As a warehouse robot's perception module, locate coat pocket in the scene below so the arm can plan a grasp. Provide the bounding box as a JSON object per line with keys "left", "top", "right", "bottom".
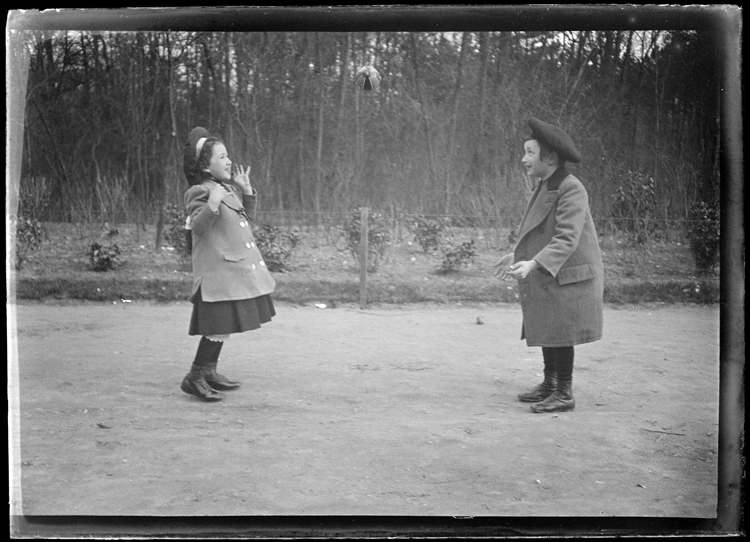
{"left": 223, "top": 253, "right": 246, "bottom": 262}
{"left": 557, "top": 263, "right": 595, "bottom": 285}
{"left": 531, "top": 268, "right": 556, "bottom": 285}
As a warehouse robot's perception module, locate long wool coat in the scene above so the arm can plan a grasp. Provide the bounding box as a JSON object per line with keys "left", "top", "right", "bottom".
{"left": 513, "top": 167, "right": 604, "bottom": 347}
{"left": 185, "top": 181, "right": 276, "bottom": 303}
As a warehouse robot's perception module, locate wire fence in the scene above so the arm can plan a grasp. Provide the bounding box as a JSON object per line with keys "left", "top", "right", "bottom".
{"left": 12, "top": 176, "right": 711, "bottom": 249}
{"left": 11, "top": 206, "right": 721, "bottom": 300}
{"left": 17, "top": 208, "right": 708, "bottom": 228}
{"left": 11, "top": 207, "right": 709, "bottom": 253}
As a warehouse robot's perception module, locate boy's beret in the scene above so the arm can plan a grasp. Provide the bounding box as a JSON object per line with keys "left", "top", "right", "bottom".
{"left": 528, "top": 118, "right": 581, "bottom": 164}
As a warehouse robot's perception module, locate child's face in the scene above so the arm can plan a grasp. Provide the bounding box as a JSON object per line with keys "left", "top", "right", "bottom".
{"left": 206, "top": 143, "right": 232, "bottom": 182}
{"left": 521, "top": 139, "right": 554, "bottom": 180}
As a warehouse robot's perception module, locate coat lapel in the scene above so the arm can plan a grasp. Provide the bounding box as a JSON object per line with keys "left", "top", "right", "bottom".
{"left": 515, "top": 168, "right": 569, "bottom": 244}
{"left": 219, "top": 183, "right": 244, "bottom": 212}
{"left": 201, "top": 179, "right": 247, "bottom": 217}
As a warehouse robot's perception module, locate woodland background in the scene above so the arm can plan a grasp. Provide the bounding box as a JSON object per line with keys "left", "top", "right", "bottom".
{"left": 11, "top": 28, "right": 721, "bottom": 234}
{"left": 7, "top": 12, "right": 744, "bottom": 538}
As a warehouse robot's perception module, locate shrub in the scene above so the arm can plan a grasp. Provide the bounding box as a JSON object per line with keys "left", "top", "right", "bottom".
{"left": 686, "top": 199, "right": 720, "bottom": 275}
{"left": 88, "top": 242, "right": 121, "bottom": 271}
{"left": 254, "top": 224, "right": 301, "bottom": 273}
{"left": 611, "top": 170, "right": 659, "bottom": 245}
{"left": 163, "top": 204, "right": 192, "bottom": 268}
{"left": 88, "top": 225, "right": 121, "bottom": 271}
{"left": 342, "top": 209, "right": 391, "bottom": 273}
{"left": 437, "top": 238, "right": 477, "bottom": 274}
{"left": 405, "top": 214, "right": 448, "bottom": 253}
{"left": 14, "top": 216, "right": 47, "bottom": 270}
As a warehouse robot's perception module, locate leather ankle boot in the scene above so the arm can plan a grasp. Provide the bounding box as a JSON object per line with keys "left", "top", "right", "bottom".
{"left": 530, "top": 379, "right": 575, "bottom": 413}
{"left": 181, "top": 364, "right": 224, "bottom": 401}
{"left": 517, "top": 372, "right": 558, "bottom": 402}
{"left": 204, "top": 360, "right": 242, "bottom": 391}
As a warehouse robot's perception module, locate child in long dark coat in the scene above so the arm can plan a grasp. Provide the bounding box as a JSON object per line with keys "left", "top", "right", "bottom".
{"left": 494, "top": 118, "right": 604, "bottom": 413}
{"left": 180, "top": 127, "right": 276, "bottom": 402}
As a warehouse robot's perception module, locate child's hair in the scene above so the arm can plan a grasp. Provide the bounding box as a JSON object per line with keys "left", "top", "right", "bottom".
{"left": 525, "top": 136, "right": 564, "bottom": 166}
{"left": 189, "top": 137, "right": 224, "bottom": 185}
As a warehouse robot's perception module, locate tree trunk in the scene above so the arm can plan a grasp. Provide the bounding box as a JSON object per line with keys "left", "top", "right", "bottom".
{"left": 335, "top": 33, "right": 351, "bottom": 152}
{"left": 409, "top": 33, "right": 435, "bottom": 208}
{"left": 446, "top": 31, "right": 469, "bottom": 214}
{"left": 297, "top": 33, "right": 310, "bottom": 209}
{"left": 315, "top": 34, "right": 325, "bottom": 221}
{"left": 224, "top": 32, "right": 234, "bottom": 153}
{"left": 473, "top": 32, "right": 490, "bottom": 200}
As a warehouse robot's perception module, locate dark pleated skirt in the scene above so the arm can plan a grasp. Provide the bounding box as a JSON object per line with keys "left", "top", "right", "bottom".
{"left": 189, "top": 287, "right": 275, "bottom": 336}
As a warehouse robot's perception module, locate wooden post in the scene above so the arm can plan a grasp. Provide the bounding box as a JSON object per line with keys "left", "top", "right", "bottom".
{"left": 359, "top": 207, "right": 369, "bottom": 309}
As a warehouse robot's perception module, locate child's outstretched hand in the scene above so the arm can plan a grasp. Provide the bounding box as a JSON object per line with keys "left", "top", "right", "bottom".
{"left": 233, "top": 165, "right": 253, "bottom": 195}
{"left": 492, "top": 253, "right": 515, "bottom": 280}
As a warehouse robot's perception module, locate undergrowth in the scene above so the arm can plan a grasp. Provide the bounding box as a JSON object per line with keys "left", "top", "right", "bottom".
{"left": 13, "top": 222, "right": 719, "bottom": 305}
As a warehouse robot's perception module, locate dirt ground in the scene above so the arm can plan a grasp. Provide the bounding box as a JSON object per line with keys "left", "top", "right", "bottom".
{"left": 9, "top": 301, "right": 719, "bottom": 522}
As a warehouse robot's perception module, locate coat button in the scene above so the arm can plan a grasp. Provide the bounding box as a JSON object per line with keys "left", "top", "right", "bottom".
{"left": 252, "top": 264, "right": 256, "bottom": 269}
{"left": 240, "top": 221, "right": 247, "bottom": 227}
{"left": 260, "top": 261, "right": 265, "bottom": 266}
{"left": 251, "top": 242, "right": 255, "bottom": 248}
{"left": 246, "top": 243, "right": 251, "bottom": 248}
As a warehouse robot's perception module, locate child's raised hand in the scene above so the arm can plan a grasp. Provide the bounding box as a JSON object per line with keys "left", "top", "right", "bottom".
{"left": 233, "top": 165, "right": 253, "bottom": 194}
{"left": 207, "top": 182, "right": 231, "bottom": 208}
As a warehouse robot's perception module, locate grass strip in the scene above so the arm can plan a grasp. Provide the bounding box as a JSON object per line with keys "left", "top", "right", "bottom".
{"left": 15, "top": 275, "right": 719, "bottom": 305}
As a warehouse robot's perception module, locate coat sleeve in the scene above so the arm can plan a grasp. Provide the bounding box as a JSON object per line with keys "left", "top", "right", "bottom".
{"left": 184, "top": 185, "right": 220, "bottom": 237}
{"left": 533, "top": 178, "right": 588, "bottom": 277}
{"left": 241, "top": 187, "right": 259, "bottom": 221}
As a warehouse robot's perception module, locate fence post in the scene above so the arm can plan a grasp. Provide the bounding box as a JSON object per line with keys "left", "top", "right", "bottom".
{"left": 359, "top": 206, "right": 369, "bottom": 309}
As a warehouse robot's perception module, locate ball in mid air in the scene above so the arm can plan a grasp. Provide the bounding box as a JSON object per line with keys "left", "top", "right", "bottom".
{"left": 355, "top": 65, "right": 381, "bottom": 91}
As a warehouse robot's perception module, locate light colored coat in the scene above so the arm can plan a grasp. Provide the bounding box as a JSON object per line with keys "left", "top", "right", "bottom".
{"left": 185, "top": 181, "right": 276, "bottom": 302}
{"left": 513, "top": 167, "right": 604, "bottom": 347}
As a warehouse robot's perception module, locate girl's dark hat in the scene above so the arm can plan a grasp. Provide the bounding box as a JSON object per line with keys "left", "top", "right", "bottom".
{"left": 528, "top": 118, "right": 581, "bottom": 163}
{"left": 183, "top": 127, "right": 212, "bottom": 183}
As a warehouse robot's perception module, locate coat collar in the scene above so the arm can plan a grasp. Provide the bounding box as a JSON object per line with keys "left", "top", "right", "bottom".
{"left": 541, "top": 166, "right": 569, "bottom": 192}
{"left": 515, "top": 167, "right": 570, "bottom": 243}
{"left": 202, "top": 179, "right": 245, "bottom": 213}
